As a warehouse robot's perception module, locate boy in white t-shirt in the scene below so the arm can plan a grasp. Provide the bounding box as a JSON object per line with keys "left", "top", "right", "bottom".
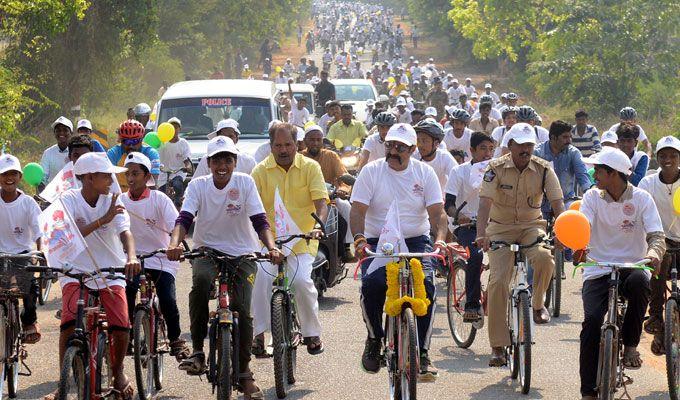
{"left": 0, "top": 154, "right": 42, "bottom": 344}
{"left": 166, "top": 136, "right": 282, "bottom": 398}
{"left": 194, "top": 118, "right": 258, "bottom": 177}
{"left": 48, "top": 152, "right": 140, "bottom": 400}
{"left": 121, "top": 152, "right": 190, "bottom": 360}
{"left": 442, "top": 108, "right": 474, "bottom": 162}
{"left": 413, "top": 118, "right": 457, "bottom": 194}
{"left": 638, "top": 136, "right": 680, "bottom": 353}
{"left": 575, "top": 148, "right": 665, "bottom": 398}
{"left": 157, "top": 117, "right": 192, "bottom": 207}
{"left": 287, "top": 80, "right": 311, "bottom": 127}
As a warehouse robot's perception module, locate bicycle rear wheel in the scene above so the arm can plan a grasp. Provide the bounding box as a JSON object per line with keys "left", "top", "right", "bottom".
{"left": 666, "top": 298, "right": 680, "bottom": 400}
{"left": 598, "top": 328, "right": 616, "bottom": 400}
{"left": 517, "top": 291, "right": 532, "bottom": 394}
{"left": 447, "top": 265, "right": 477, "bottom": 348}
{"left": 216, "top": 324, "right": 232, "bottom": 400}
{"left": 58, "top": 346, "right": 88, "bottom": 400}
{"left": 134, "top": 310, "right": 155, "bottom": 400}
{"left": 153, "top": 312, "right": 166, "bottom": 390}
{"left": 399, "top": 307, "right": 418, "bottom": 400}
{"left": 271, "top": 292, "right": 290, "bottom": 399}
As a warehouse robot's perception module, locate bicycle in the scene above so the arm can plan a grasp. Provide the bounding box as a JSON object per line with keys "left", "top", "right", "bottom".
{"left": 181, "top": 247, "right": 255, "bottom": 400}
{"left": 490, "top": 236, "right": 550, "bottom": 395}
{"left": 0, "top": 251, "right": 46, "bottom": 399}
{"left": 45, "top": 265, "right": 127, "bottom": 400}
{"left": 36, "top": 270, "right": 55, "bottom": 306}
{"left": 159, "top": 166, "right": 187, "bottom": 208}
{"left": 663, "top": 247, "right": 680, "bottom": 400}
{"left": 360, "top": 244, "right": 443, "bottom": 400}
{"left": 574, "top": 258, "right": 652, "bottom": 400}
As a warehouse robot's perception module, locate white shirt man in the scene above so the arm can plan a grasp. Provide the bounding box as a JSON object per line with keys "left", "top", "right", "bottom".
{"left": 288, "top": 97, "right": 311, "bottom": 127}
{"left": 157, "top": 137, "right": 191, "bottom": 187}
{"left": 413, "top": 148, "right": 458, "bottom": 195}
{"left": 443, "top": 127, "right": 474, "bottom": 162}
{"left": 447, "top": 83, "right": 465, "bottom": 104}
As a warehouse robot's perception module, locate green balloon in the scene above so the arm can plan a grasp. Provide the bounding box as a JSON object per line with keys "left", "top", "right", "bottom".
{"left": 587, "top": 167, "right": 595, "bottom": 184}
{"left": 23, "top": 162, "right": 44, "bottom": 186}
{"left": 143, "top": 132, "right": 161, "bottom": 149}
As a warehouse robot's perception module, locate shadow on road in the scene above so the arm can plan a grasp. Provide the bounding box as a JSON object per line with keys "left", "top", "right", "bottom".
{"left": 318, "top": 295, "right": 352, "bottom": 311}
{"left": 263, "top": 387, "right": 315, "bottom": 399}
{"left": 19, "top": 380, "right": 58, "bottom": 399}
{"left": 635, "top": 391, "right": 668, "bottom": 399}
{"left": 467, "top": 376, "right": 544, "bottom": 399}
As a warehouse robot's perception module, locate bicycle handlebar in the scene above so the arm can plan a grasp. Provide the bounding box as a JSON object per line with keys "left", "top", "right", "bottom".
{"left": 490, "top": 236, "right": 548, "bottom": 251}
{"left": 572, "top": 258, "right": 653, "bottom": 278}
{"left": 363, "top": 248, "right": 442, "bottom": 259}
{"left": 0, "top": 251, "right": 46, "bottom": 263}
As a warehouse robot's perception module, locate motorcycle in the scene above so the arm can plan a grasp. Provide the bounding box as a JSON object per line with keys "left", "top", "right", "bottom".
{"left": 337, "top": 145, "right": 361, "bottom": 175}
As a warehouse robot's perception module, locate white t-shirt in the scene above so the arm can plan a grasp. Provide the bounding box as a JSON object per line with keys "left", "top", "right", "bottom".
{"left": 362, "top": 132, "right": 386, "bottom": 163}
{"left": 181, "top": 173, "right": 264, "bottom": 255}
{"left": 351, "top": 159, "right": 443, "bottom": 238}
{"left": 40, "top": 144, "right": 70, "bottom": 184}
{"left": 443, "top": 128, "right": 473, "bottom": 162}
{"left": 413, "top": 148, "right": 458, "bottom": 194}
{"left": 445, "top": 161, "right": 488, "bottom": 220}
{"left": 0, "top": 192, "right": 41, "bottom": 253}
{"left": 59, "top": 189, "right": 130, "bottom": 289}
{"left": 472, "top": 108, "right": 502, "bottom": 121}
{"left": 639, "top": 172, "right": 680, "bottom": 242}
{"left": 121, "top": 190, "right": 180, "bottom": 276}
{"left": 499, "top": 125, "right": 549, "bottom": 150}
{"left": 157, "top": 138, "right": 191, "bottom": 186}
{"left": 391, "top": 109, "right": 412, "bottom": 124}
{"left": 491, "top": 126, "right": 508, "bottom": 157}
{"left": 288, "top": 98, "right": 311, "bottom": 127}
{"left": 193, "top": 151, "right": 257, "bottom": 178}
{"left": 580, "top": 186, "right": 663, "bottom": 281}
{"left": 447, "top": 86, "right": 465, "bottom": 103}
{"left": 253, "top": 142, "right": 272, "bottom": 163}
{"left": 608, "top": 123, "right": 648, "bottom": 143}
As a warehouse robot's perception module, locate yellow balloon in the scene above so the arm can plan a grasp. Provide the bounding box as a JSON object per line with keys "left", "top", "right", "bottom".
{"left": 150, "top": 112, "right": 157, "bottom": 122}
{"left": 275, "top": 66, "right": 282, "bottom": 73}
{"left": 387, "top": 76, "right": 395, "bottom": 84}
{"left": 157, "top": 122, "right": 175, "bottom": 143}
{"left": 673, "top": 187, "right": 680, "bottom": 215}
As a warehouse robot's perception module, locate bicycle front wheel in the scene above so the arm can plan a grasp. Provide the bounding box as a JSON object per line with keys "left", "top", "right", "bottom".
{"left": 153, "top": 313, "right": 166, "bottom": 390}
{"left": 216, "top": 324, "right": 232, "bottom": 400}
{"left": 447, "top": 264, "right": 476, "bottom": 348}
{"left": 399, "top": 307, "right": 418, "bottom": 400}
{"left": 58, "top": 346, "right": 88, "bottom": 400}
{"left": 39, "top": 277, "right": 52, "bottom": 305}
{"left": 666, "top": 298, "right": 680, "bottom": 400}
{"left": 134, "top": 310, "right": 155, "bottom": 400}
{"left": 517, "top": 291, "right": 532, "bottom": 394}
{"left": 271, "top": 291, "right": 290, "bottom": 399}
{"left": 598, "top": 328, "right": 616, "bottom": 400}
{"left": 547, "top": 251, "right": 563, "bottom": 317}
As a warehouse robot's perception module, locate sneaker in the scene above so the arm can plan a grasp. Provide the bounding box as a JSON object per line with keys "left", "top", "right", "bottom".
{"left": 418, "top": 350, "right": 438, "bottom": 382}
{"left": 361, "top": 338, "right": 382, "bottom": 373}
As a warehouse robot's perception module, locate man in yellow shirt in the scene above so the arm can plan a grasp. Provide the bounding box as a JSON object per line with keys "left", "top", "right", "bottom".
{"left": 326, "top": 104, "right": 368, "bottom": 149}
{"left": 251, "top": 122, "right": 329, "bottom": 356}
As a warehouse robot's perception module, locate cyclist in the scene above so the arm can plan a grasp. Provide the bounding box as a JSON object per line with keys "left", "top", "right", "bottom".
{"left": 414, "top": 118, "right": 457, "bottom": 194}
{"left": 469, "top": 97, "right": 500, "bottom": 135}
{"left": 576, "top": 148, "right": 665, "bottom": 399}
{"left": 121, "top": 152, "right": 191, "bottom": 361}
{"left": 476, "top": 123, "right": 565, "bottom": 367}
{"left": 327, "top": 104, "right": 368, "bottom": 149}
{"left": 616, "top": 124, "right": 649, "bottom": 186}
{"left": 607, "top": 107, "right": 652, "bottom": 156}
{"left": 506, "top": 92, "right": 519, "bottom": 107}
{"left": 498, "top": 105, "right": 549, "bottom": 155}
{"left": 318, "top": 100, "right": 341, "bottom": 136}
{"left": 39, "top": 116, "right": 73, "bottom": 189}
{"left": 471, "top": 94, "right": 502, "bottom": 122}
{"left": 107, "top": 120, "right": 161, "bottom": 191}
{"left": 392, "top": 97, "right": 412, "bottom": 124}
{"left": 166, "top": 136, "right": 282, "bottom": 399}
{"left": 445, "top": 132, "right": 495, "bottom": 322}
{"left": 194, "top": 119, "right": 257, "bottom": 177}
{"left": 491, "top": 106, "right": 518, "bottom": 157}
{"left": 157, "top": 117, "right": 192, "bottom": 208}
{"left": 571, "top": 109, "right": 601, "bottom": 157}
{"left": 638, "top": 136, "right": 680, "bottom": 354}
{"left": 48, "top": 152, "right": 141, "bottom": 400}
{"left": 133, "top": 103, "right": 153, "bottom": 132}
{"left": 482, "top": 83, "right": 500, "bottom": 105}
{"left": 287, "top": 80, "right": 311, "bottom": 127}
{"left": 315, "top": 70, "right": 336, "bottom": 117}
{"left": 425, "top": 77, "right": 448, "bottom": 119}
{"left": 0, "top": 154, "right": 42, "bottom": 344}
{"left": 351, "top": 123, "right": 448, "bottom": 381}
{"left": 75, "top": 119, "right": 107, "bottom": 152}
{"left": 443, "top": 108, "right": 474, "bottom": 162}
{"left": 358, "top": 111, "right": 396, "bottom": 171}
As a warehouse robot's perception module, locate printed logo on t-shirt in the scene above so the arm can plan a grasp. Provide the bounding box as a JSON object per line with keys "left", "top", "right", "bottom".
{"left": 622, "top": 203, "right": 635, "bottom": 216}
{"left": 144, "top": 218, "right": 157, "bottom": 228}
{"left": 412, "top": 183, "right": 424, "bottom": 197}
{"left": 620, "top": 219, "right": 636, "bottom": 233}
{"left": 226, "top": 203, "right": 242, "bottom": 216}
{"left": 12, "top": 227, "right": 24, "bottom": 237}
{"left": 228, "top": 188, "right": 240, "bottom": 201}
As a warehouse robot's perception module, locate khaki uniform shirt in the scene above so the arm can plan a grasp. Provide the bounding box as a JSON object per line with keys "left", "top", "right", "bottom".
{"left": 479, "top": 154, "right": 563, "bottom": 224}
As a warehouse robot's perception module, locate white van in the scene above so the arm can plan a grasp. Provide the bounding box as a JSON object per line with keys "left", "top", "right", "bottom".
{"left": 156, "top": 79, "right": 280, "bottom": 165}
{"left": 330, "top": 79, "right": 378, "bottom": 122}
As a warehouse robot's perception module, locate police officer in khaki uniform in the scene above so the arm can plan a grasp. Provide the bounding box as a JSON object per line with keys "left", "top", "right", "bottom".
{"left": 426, "top": 77, "right": 448, "bottom": 120}
{"left": 475, "top": 122, "right": 565, "bottom": 367}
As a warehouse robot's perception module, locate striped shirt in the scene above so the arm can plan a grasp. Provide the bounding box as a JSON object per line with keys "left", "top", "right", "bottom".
{"left": 570, "top": 124, "right": 601, "bottom": 157}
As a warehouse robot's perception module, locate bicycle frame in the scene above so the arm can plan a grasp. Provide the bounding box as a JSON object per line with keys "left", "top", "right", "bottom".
{"left": 510, "top": 246, "right": 534, "bottom": 343}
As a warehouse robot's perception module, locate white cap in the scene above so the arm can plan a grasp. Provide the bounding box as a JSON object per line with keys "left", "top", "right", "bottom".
{"left": 501, "top": 93, "right": 508, "bottom": 98}
{"left": 399, "top": 90, "right": 410, "bottom": 96}
{"left": 485, "top": 83, "right": 492, "bottom": 89}
{"left": 470, "top": 92, "right": 478, "bottom": 99}
{"left": 208, "top": 118, "right": 240, "bottom": 139}
{"left": 74, "top": 152, "right": 126, "bottom": 175}
{"left": 601, "top": 131, "right": 618, "bottom": 144}
{"left": 656, "top": 136, "right": 680, "bottom": 154}
{"left": 296, "top": 127, "right": 305, "bottom": 142}
{"left": 123, "top": 152, "right": 152, "bottom": 171}
{"left": 51, "top": 116, "right": 73, "bottom": 132}
{"left": 304, "top": 124, "right": 323, "bottom": 135}
{"left": 505, "top": 123, "right": 537, "bottom": 145}
{"left": 0, "top": 154, "right": 21, "bottom": 175}
{"left": 366, "top": 99, "right": 375, "bottom": 107}
{"left": 385, "top": 123, "right": 417, "bottom": 146}
{"left": 424, "top": 107, "right": 437, "bottom": 117}
{"left": 167, "top": 117, "right": 181, "bottom": 126}
{"left": 582, "top": 148, "right": 632, "bottom": 175}
{"left": 268, "top": 120, "right": 282, "bottom": 130}
{"left": 465, "top": 77, "right": 472, "bottom": 81}
{"left": 207, "top": 136, "right": 239, "bottom": 157}
{"left": 452, "top": 78, "right": 459, "bottom": 84}
{"left": 76, "top": 119, "right": 92, "bottom": 131}
{"left": 395, "top": 97, "right": 407, "bottom": 106}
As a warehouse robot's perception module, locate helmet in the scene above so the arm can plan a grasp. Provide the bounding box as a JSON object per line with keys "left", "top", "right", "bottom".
{"left": 374, "top": 111, "right": 397, "bottom": 126}
{"left": 479, "top": 95, "right": 494, "bottom": 105}
{"left": 449, "top": 108, "right": 471, "bottom": 123}
{"left": 516, "top": 105, "right": 537, "bottom": 122}
{"left": 133, "top": 103, "right": 152, "bottom": 116}
{"left": 118, "top": 119, "right": 145, "bottom": 139}
{"left": 507, "top": 92, "right": 519, "bottom": 100}
{"left": 501, "top": 106, "right": 519, "bottom": 119}
{"left": 619, "top": 106, "right": 637, "bottom": 120}
{"left": 414, "top": 118, "right": 445, "bottom": 141}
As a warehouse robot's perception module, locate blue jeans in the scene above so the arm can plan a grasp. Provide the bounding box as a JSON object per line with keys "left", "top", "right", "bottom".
{"left": 126, "top": 269, "right": 182, "bottom": 341}
{"left": 455, "top": 226, "right": 483, "bottom": 312}
{"left": 159, "top": 176, "right": 185, "bottom": 207}
{"left": 359, "top": 235, "right": 436, "bottom": 350}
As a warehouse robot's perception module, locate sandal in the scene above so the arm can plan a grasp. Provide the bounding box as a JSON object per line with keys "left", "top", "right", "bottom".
{"left": 240, "top": 375, "right": 265, "bottom": 400}
{"left": 463, "top": 310, "right": 482, "bottom": 323}
{"left": 644, "top": 315, "right": 664, "bottom": 334}
{"left": 251, "top": 335, "right": 270, "bottom": 358}
{"left": 622, "top": 348, "right": 643, "bottom": 370}
{"left": 651, "top": 334, "right": 666, "bottom": 356}
{"left": 112, "top": 376, "right": 134, "bottom": 400}
{"left": 178, "top": 351, "right": 206, "bottom": 375}
{"left": 22, "top": 323, "right": 41, "bottom": 344}
{"left": 169, "top": 339, "right": 191, "bottom": 361}
{"left": 304, "top": 336, "right": 324, "bottom": 355}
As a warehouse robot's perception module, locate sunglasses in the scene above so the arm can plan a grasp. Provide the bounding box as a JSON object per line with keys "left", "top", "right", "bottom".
{"left": 384, "top": 141, "right": 410, "bottom": 153}
{"left": 122, "top": 138, "right": 142, "bottom": 146}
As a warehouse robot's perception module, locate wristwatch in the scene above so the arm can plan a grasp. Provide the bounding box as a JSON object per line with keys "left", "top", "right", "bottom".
{"left": 353, "top": 233, "right": 366, "bottom": 241}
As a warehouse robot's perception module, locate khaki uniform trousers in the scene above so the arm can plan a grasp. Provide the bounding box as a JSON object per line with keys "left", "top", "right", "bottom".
{"left": 487, "top": 222, "right": 554, "bottom": 347}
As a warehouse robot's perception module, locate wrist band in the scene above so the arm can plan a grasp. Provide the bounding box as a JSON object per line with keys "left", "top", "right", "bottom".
{"left": 353, "top": 233, "right": 366, "bottom": 241}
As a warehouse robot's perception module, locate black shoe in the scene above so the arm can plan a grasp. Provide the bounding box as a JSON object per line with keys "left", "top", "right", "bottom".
{"left": 419, "top": 350, "right": 438, "bottom": 382}
{"left": 361, "top": 338, "right": 382, "bottom": 373}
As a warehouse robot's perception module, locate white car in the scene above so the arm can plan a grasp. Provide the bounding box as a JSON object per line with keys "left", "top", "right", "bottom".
{"left": 330, "top": 79, "right": 378, "bottom": 123}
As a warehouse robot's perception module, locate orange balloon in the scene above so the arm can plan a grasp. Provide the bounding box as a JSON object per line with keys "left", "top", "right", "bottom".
{"left": 554, "top": 210, "right": 590, "bottom": 250}
{"left": 568, "top": 200, "right": 582, "bottom": 211}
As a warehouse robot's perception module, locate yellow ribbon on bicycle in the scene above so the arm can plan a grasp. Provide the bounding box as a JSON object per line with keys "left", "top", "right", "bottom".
{"left": 384, "top": 258, "right": 430, "bottom": 317}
